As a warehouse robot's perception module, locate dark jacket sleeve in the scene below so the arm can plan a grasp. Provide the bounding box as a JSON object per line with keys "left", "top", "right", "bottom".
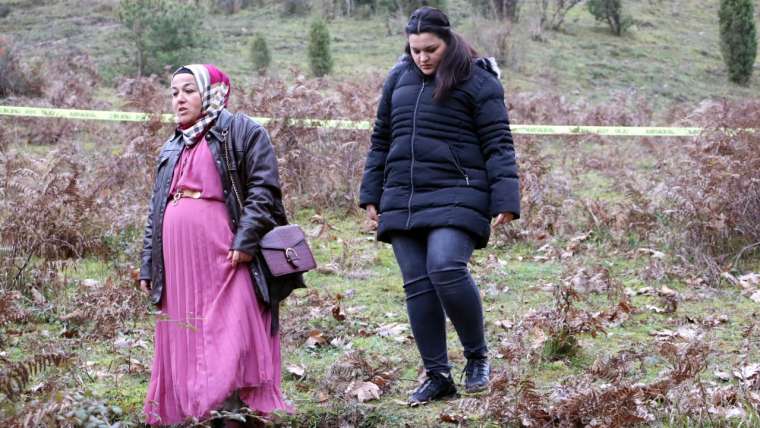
{"left": 359, "top": 63, "right": 404, "bottom": 209}
{"left": 139, "top": 151, "right": 165, "bottom": 281}
{"left": 232, "top": 123, "right": 282, "bottom": 255}
{"left": 474, "top": 75, "right": 521, "bottom": 218}
{"left": 139, "top": 188, "right": 155, "bottom": 281}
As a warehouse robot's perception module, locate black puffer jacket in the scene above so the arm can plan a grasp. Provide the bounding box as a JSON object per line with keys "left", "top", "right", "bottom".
{"left": 140, "top": 109, "right": 303, "bottom": 331}
{"left": 359, "top": 57, "right": 520, "bottom": 248}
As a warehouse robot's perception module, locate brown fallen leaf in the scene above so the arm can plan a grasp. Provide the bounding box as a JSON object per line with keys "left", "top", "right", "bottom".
{"left": 750, "top": 291, "right": 760, "bottom": 303}
{"left": 60, "top": 309, "right": 84, "bottom": 321}
{"left": 331, "top": 303, "right": 346, "bottom": 322}
{"left": 638, "top": 248, "right": 666, "bottom": 259}
{"left": 714, "top": 370, "right": 731, "bottom": 382}
{"left": 738, "top": 272, "right": 760, "bottom": 288}
{"left": 377, "top": 323, "right": 407, "bottom": 338}
{"left": 347, "top": 381, "right": 381, "bottom": 402}
{"left": 31, "top": 287, "right": 46, "bottom": 305}
{"left": 733, "top": 364, "right": 760, "bottom": 383}
{"left": 439, "top": 412, "right": 464, "bottom": 424}
{"left": 305, "top": 330, "right": 328, "bottom": 349}
{"left": 286, "top": 364, "right": 306, "bottom": 379}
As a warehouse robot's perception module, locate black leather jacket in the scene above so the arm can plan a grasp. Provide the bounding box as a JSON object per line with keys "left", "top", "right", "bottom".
{"left": 140, "top": 109, "right": 303, "bottom": 331}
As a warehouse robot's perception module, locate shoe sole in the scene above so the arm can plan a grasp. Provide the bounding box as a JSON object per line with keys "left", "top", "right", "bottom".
{"left": 408, "top": 391, "right": 459, "bottom": 407}
{"left": 463, "top": 384, "right": 491, "bottom": 396}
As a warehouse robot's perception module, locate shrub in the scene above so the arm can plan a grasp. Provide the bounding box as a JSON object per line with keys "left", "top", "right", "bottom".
{"left": 587, "top": 0, "right": 633, "bottom": 36}
{"left": 378, "top": 0, "right": 447, "bottom": 16}
{"left": 0, "top": 36, "right": 45, "bottom": 98}
{"left": 308, "top": 18, "right": 334, "bottom": 77}
{"left": 468, "top": 0, "right": 521, "bottom": 21}
{"left": 526, "top": 0, "right": 582, "bottom": 34}
{"left": 234, "top": 71, "right": 380, "bottom": 211}
{"left": 281, "top": 0, "right": 310, "bottom": 16}
{"left": 466, "top": 17, "right": 514, "bottom": 66}
{"left": 718, "top": 0, "right": 757, "bottom": 85}
{"left": 249, "top": 33, "right": 271, "bottom": 75}
{"left": 663, "top": 100, "right": 760, "bottom": 281}
{"left": 118, "top": 0, "right": 205, "bottom": 77}
{"left": 214, "top": 0, "right": 252, "bottom": 14}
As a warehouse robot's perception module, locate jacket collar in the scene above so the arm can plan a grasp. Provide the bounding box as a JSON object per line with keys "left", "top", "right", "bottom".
{"left": 208, "top": 109, "right": 233, "bottom": 141}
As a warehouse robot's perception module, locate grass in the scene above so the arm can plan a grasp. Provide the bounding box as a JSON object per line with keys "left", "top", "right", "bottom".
{"left": 2, "top": 0, "right": 760, "bottom": 425}
{"left": 2, "top": 0, "right": 759, "bottom": 108}
{"left": 2, "top": 144, "right": 760, "bottom": 424}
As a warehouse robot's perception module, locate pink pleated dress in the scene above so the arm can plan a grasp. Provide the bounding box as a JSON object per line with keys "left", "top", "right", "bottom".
{"left": 144, "top": 138, "right": 292, "bottom": 425}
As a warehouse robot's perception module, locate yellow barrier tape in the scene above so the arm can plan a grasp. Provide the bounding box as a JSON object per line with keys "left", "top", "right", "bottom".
{"left": 0, "top": 105, "right": 708, "bottom": 136}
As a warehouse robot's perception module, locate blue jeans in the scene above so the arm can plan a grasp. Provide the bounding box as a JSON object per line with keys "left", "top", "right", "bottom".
{"left": 391, "top": 227, "right": 487, "bottom": 374}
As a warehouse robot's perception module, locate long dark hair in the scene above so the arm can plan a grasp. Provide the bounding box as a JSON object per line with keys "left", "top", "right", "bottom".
{"left": 404, "top": 7, "right": 478, "bottom": 102}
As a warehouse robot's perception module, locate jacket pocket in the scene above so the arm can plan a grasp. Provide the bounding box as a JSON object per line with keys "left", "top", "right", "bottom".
{"left": 447, "top": 145, "right": 470, "bottom": 186}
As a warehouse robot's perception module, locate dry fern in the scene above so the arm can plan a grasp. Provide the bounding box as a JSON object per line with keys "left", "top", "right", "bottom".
{"left": 0, "top": 353, "right": 72, "bottom": 398}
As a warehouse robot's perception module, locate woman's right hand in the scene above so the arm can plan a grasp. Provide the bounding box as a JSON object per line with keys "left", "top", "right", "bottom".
{"left": 366, "top": 204, "right": 379, "bottom": 223}
{"left": 140, "top": 280, "right": 151, "bottom": 294}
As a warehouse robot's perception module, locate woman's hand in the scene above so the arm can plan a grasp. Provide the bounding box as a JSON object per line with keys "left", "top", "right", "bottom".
{"left": 366, "top": 204, "right": 379, "bottom": 223}
{"left": 140, "top": 280, "right": 151, "bottom": 294}
{"left": 492, "top": 212, "right": 515, "bottom": 226}
{"left": 227, "top": 250, "right": 253, "bottom": 266}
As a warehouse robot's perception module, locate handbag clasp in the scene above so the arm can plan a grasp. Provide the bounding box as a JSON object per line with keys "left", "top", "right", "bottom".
{"left": 285, "top": 247, "right": 299, "bottom": 264}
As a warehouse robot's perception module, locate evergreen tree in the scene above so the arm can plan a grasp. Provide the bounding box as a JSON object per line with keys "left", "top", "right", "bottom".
{"left": 249, "top": 33, "right": 271, "bottom": 75}
{"left": 308, "top": 18, "right": 334, "bottom": 77}
{"left": 118, "top": 0, "right": 205, "bottom": 77}
{"left": 719, "top": 0, "right": 757, "bottom": 85}
{"left": 587, "top": 0, "right": 632, "bottom": 36}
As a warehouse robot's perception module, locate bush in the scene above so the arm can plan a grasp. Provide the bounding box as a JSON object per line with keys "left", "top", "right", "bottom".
{"left": 663, "top": 100, "right": 760, "bottom": 280}
{"left": 214, "top": 0, "right": 252, "bottom": 14}
{"left": 587, "top": 0, "right": 633, "bottom": 36}
{"left": 118, "top": 0, "right": 205, "bottom": 77}
{"left": 719, "top": 0, "right": 757, "bottom": 85}
{"left": 528, "top": 0, "right": 582, "bottom": 34}
{"left": 0, "top": 36, "right": 45, "bottom": 98}
{"left": 466, "top": 17, "right": 514, "bottom": 66}
{"left": 282, "top": 0, "right": 310, "bottom": 16}
{"left": 234, "top": 71, "right": 380, "bottom": 211}
{"left": 385, "top": 0, "right": 447, "bottom": 15}
{"left": 468, "top": 0, "right": 520, "bottom": 21}
{"left": 308, "top": 18, "right": 334, "bottom": 77}
{"left": 249, "top": 33, "right": 271, "bottom": 75}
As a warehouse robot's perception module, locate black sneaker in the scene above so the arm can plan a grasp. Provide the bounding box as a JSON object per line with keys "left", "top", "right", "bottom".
{"left": 463, "top": 358, "right": 490, "bottom": 394}
{"left": 408, "top": 371, "right": 458, "bottom": 406}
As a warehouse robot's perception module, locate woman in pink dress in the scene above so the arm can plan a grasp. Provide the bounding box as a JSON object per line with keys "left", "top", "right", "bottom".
{"left": 138, "top": 64, "right": 297, "bottom": 426}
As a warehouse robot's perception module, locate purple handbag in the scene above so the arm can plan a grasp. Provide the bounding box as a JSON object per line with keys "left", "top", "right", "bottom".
{"left": 221, "top": 125, "right": 316, "bottom": 277}
{"left": 259, "top": 224, "right": 316, "bottom": 276}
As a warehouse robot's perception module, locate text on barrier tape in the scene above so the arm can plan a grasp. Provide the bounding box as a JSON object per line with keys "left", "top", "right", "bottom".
{"left": 0, "top": 105, "right": 710, "bottom": 137}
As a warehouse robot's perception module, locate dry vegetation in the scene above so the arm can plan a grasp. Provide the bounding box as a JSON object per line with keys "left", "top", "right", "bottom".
{"left": 1, "top": 56, "right": 759, "bottom": 426}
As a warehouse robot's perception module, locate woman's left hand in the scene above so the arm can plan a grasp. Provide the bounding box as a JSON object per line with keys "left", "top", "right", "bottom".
{"left": 227, "top": 250, "right": 253, "bottom": 266}
{"left": 492, "top": 212, "right": 515, "bottom": 226}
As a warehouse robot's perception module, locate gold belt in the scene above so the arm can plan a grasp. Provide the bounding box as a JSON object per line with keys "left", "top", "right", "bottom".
{"left": 171, "top": 190, "right": 202, "bottom": 205}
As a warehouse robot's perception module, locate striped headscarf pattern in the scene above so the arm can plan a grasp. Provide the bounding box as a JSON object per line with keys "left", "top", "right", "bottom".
{"left": 173, "top": 64, "right": 231, "bottom": 146}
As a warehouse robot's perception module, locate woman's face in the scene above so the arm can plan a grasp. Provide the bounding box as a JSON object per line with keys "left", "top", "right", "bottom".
{"left": 408, "top": 32, "right": 447, "bottom": 76}
{"left": 171, "top": 73, "right": 202, "bottom": 126}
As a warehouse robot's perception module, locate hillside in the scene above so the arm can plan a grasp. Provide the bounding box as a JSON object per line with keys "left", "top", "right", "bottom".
{"left": 2, "top": 1, "right": 760, "bottom": 427}
{"left": 1, "top": 0, "right": 759, "bottom": 111}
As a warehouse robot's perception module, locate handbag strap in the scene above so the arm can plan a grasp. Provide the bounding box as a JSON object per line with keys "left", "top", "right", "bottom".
{"left": 221, "top": 123, "right": 245, "bottom": 211}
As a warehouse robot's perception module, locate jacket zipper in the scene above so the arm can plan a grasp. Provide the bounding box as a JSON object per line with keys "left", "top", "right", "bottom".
{"left": 448, "top": 145, "right": 470, "bottom": 186}
{"left": 406, "top": 79, "right": 426, "bottom": 229}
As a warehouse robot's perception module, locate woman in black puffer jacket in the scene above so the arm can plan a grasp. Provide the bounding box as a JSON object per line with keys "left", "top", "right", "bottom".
{"left": 359, "top": 6, "right": 520, "bottom": 405}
